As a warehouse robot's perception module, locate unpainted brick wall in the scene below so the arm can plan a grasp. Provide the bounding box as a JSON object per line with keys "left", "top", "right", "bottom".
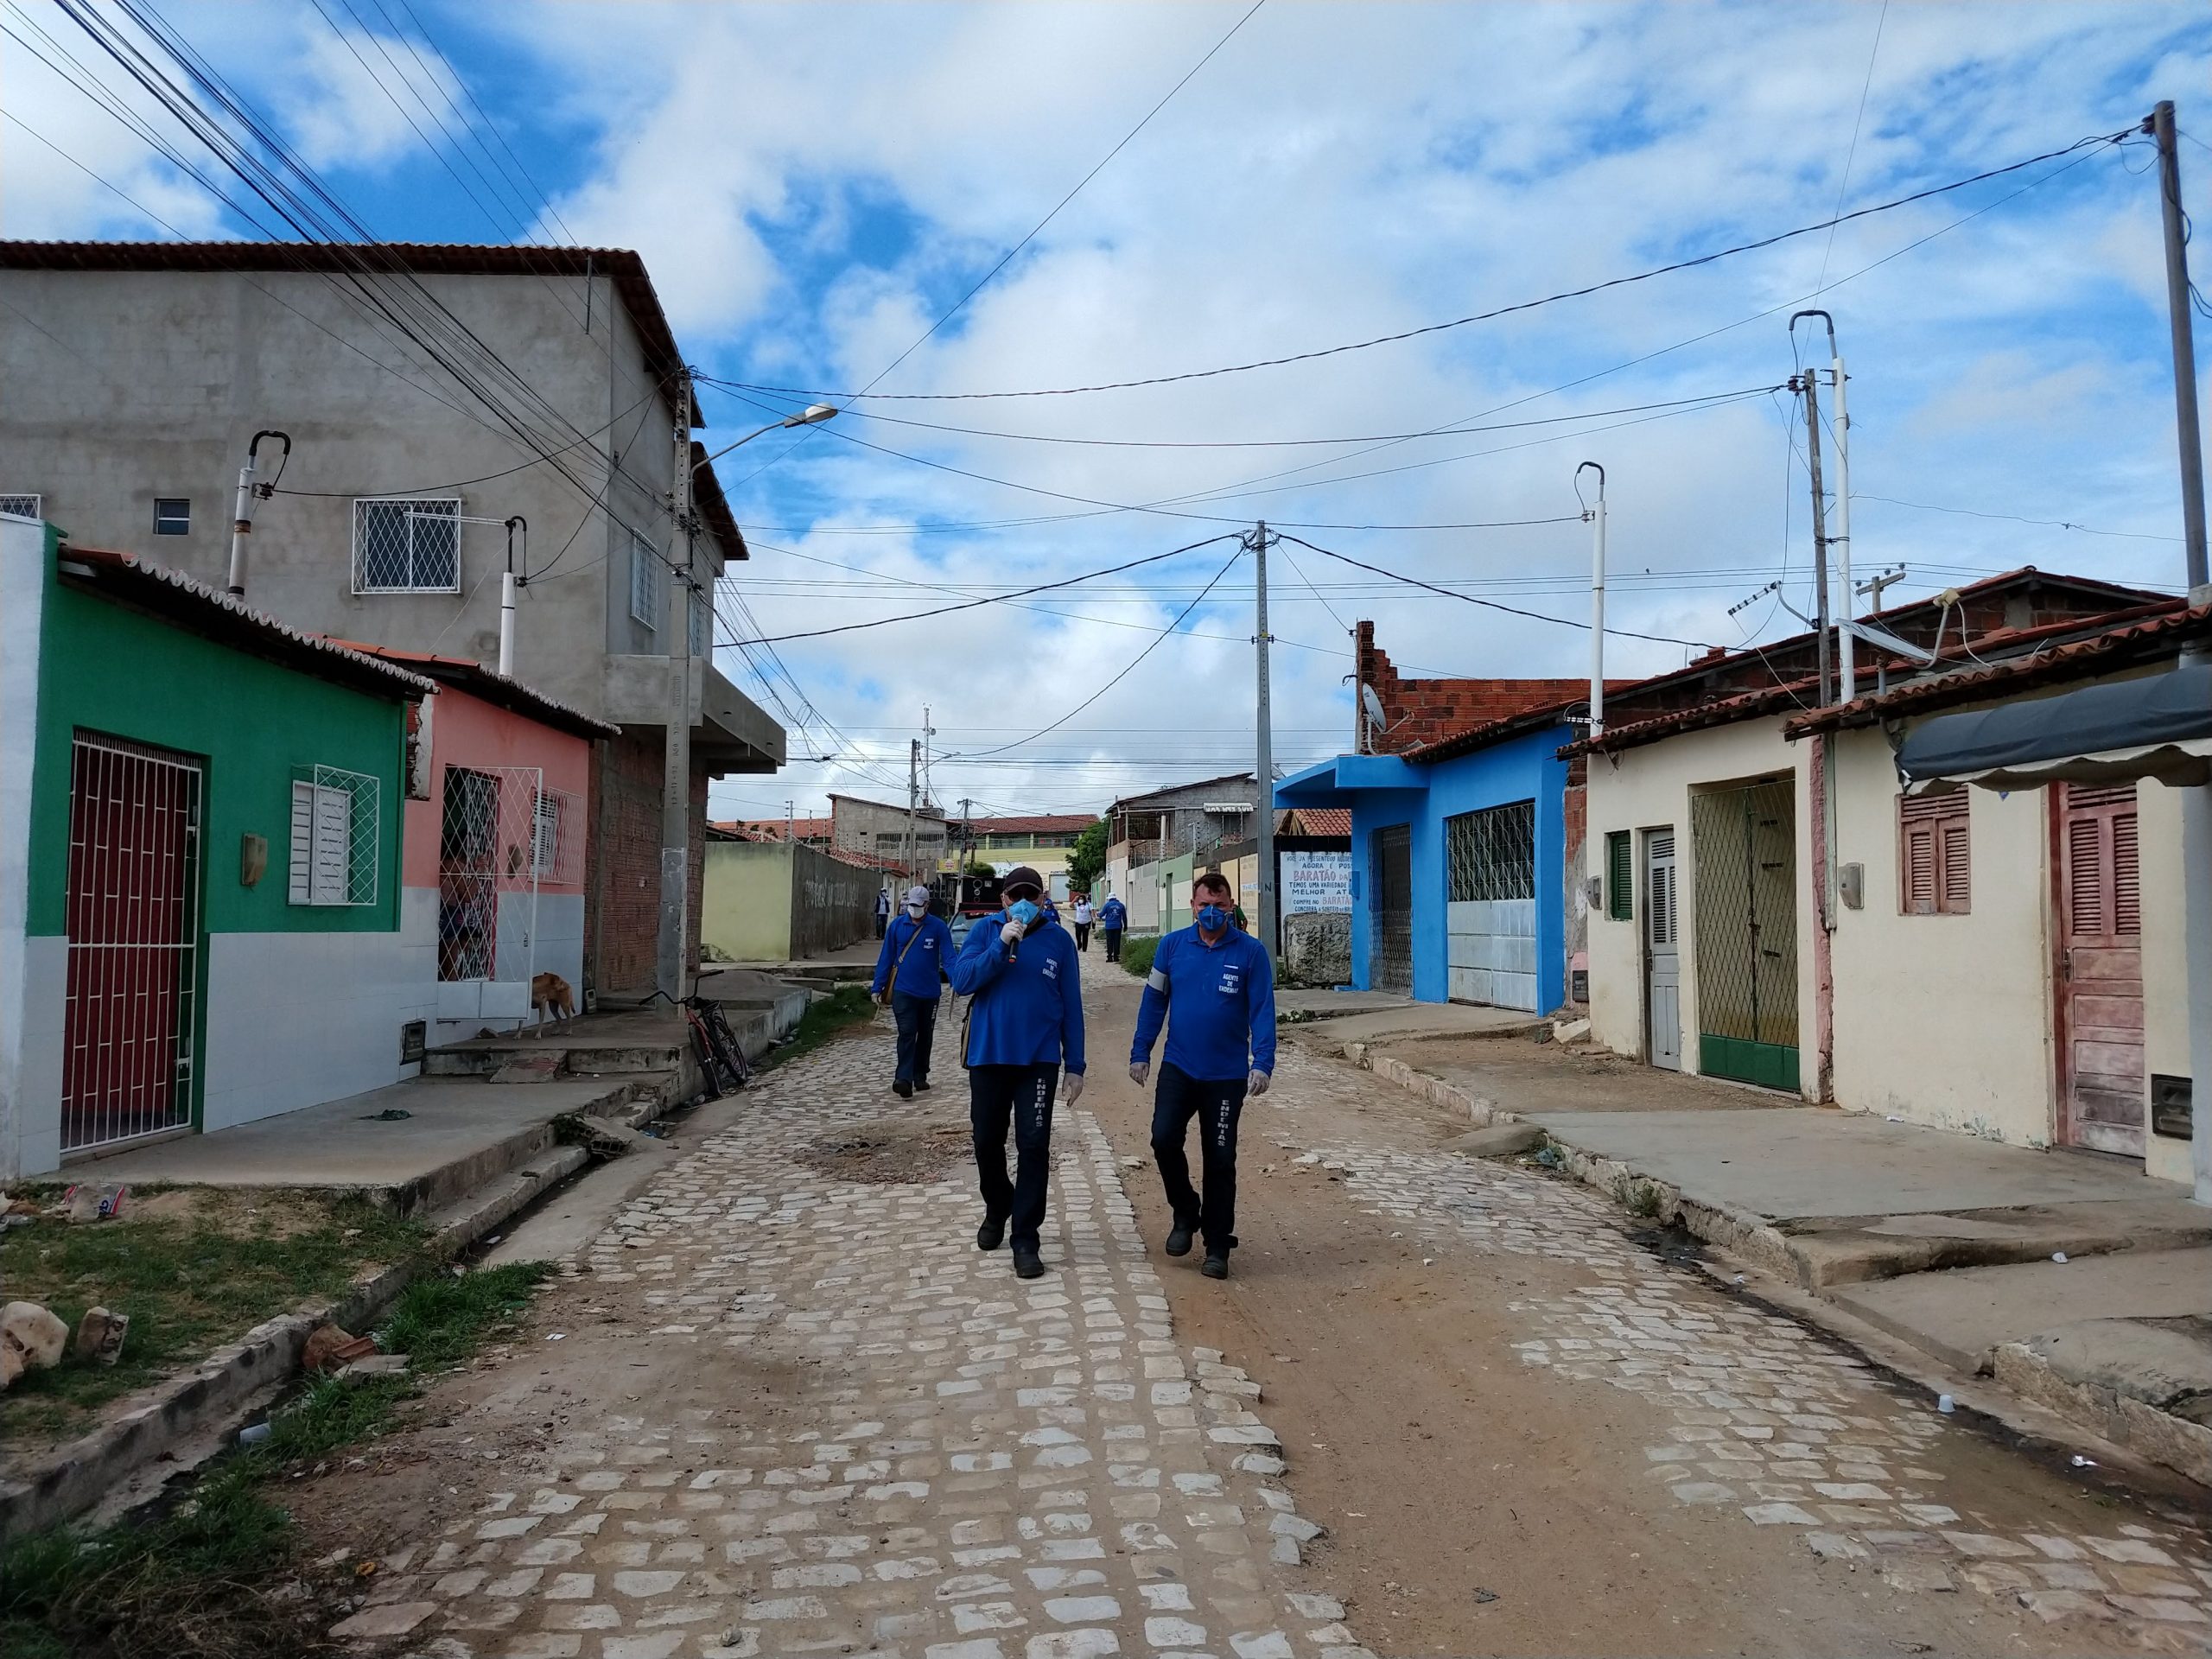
{"left": 585, "top": 731, "right": 711, "bottom": 996}
{"left": 1352, "top": 620, "right": 1592, "bottom": 753}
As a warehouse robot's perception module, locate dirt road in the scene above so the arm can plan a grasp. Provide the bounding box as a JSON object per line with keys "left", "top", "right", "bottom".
{"left": 276, "top": 948, "right": 2209, "bottom": 1658}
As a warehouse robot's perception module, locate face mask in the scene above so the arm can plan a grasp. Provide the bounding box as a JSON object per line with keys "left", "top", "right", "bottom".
{"left": 907, "top": 903, "right": 926, "bottom": 918}
{"left": 1197, "top": 904, "right": 1228, "bottom": 932}
{"left": 1007, "top": 899, "right": 1040, "bottom": 926}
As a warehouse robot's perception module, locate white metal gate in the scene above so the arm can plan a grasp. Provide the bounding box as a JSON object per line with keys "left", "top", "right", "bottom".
{"left": 63, "top": 733, "right": 202, "bottom": 1152}
{"left": 1645, "top": 827, "right": 1681, "bottom": 1070}
{"left": 436, "top": 765, "right": 582, "bottom": 1024}
{"left": 1444, "top": 799, "right": 1537, "bottom": 1010}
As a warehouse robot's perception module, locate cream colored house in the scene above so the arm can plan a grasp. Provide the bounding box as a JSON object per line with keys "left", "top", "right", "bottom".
{"left": 1580, "top": 586, "right": 2205, "bottom": 1190}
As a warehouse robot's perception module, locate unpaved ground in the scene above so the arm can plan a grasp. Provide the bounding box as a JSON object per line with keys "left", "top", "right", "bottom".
{"left": 1077, "top": 950, "right": 2212, "bottom": 1656}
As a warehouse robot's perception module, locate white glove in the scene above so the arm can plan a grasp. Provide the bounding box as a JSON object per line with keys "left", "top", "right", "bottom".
{"left": 1129, "top": 1060, "right": 1151, "bottom": 1086}
{"left": 1062, "top": 1071, "right": 1085, "bottom": 1105}
{"left": 1000, "top": 920, "right": 1024, "bottom": 948}
{"left": 1247, "top": 1070, "right": 1271, "bottom": 1097}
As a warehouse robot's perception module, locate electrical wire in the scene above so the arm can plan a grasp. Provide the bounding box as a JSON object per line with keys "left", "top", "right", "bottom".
{"left": 1813, "top": 0, "right": 1888, "bottom": 296}
{"left": 732, "top": 124, "right": 2137, "bottom": 403}
{"left": 1851, "top": 493, "right": 2184, "bottom": 543}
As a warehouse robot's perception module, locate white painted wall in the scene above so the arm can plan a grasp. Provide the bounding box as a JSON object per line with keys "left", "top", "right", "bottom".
{"left": 0, "top": 514, "right": 46, "bottom": 1181}
{"left": 12, "top": 942, "right": 67, "bottom": 1178}
{"left": 200, "top": 932, "right": 410, "bottom": 1132}
{"left": 1583, "top": 720, "right": 1815, "bottom": 1094}
{"left": 1827, "top": 729, "right": 2056, "bottom": 1147}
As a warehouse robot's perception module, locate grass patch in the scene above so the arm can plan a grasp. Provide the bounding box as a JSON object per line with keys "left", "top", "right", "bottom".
{"left": 0, "top": 1261, "right": 549, "bottom": 1659}
{"left": 1118, "top": 935, "right": 1160, "bottom": 978}
{"left": 0, "top": 1196, "right": 426, "bottom": 1445}
{"left": 761, "top": 983, "right": 878, "bottom": 1072}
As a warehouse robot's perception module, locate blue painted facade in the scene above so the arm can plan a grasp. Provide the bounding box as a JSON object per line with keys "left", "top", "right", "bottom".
{"left": 1274, "top": 721, "right": 1573, "bottom": 1009}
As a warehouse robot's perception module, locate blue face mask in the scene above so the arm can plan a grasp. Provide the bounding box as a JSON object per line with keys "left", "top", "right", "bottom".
{"left": 1007, "top": 899, "right": 1040, "bottom": 926}
{"left": 1198, "top": 904, "right": 1228, "bottom": 932}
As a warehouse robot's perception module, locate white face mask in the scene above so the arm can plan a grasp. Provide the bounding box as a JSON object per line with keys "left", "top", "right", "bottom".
{"left": 907, "top": 903, "right": 926, "bottom": 917}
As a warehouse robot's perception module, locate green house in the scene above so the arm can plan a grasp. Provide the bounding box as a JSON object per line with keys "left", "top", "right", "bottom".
{"left": 0, "top": 519, "right": 431, "bottom": 1179}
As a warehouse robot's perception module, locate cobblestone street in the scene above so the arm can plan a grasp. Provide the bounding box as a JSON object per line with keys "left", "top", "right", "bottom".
{"left": 301, "top": 952, "right": 2212, "bottom": 1658}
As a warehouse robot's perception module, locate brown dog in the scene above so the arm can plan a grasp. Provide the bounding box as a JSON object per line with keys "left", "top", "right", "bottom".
{"left": 531, "top": 971, "right": 575, "bottom": 1029}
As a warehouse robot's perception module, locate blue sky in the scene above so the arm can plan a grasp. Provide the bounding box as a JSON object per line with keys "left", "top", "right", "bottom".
{"left": 7, "top": 1, "right": 2209, "bottom": 818}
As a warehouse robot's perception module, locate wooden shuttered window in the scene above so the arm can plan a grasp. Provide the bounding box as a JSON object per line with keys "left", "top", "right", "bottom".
{"left": 1898, "top": 791, "right": 1970, "bottom": 915}
{"left": 1605, "top": 830, "right": 1633, "bottom": 921}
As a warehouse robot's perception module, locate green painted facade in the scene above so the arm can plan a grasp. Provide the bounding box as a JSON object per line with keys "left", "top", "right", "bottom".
{"left": 27, "top": 553, "right": 407, "bottom": 940}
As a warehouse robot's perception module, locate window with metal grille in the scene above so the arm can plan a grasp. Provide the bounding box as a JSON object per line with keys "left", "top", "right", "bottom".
{"left": 532, "top": 791, "right": 561, "bottom": 877}
{"left": 631, "top": 531, "right": 660, "bottom": 629}
{"left": 289, "top": 766, "right": 380, "bottom": 906}
{"left": 1444, "top": 798, "right": 1535, "bottom": 902}
{"left": 154, "top": 498, "right": 190, "bottom": 536}
{"left": 1605, "top": 830, "right": 1632, "bottom": 920}
{"left": 1898, "top": 791, "right": 1970, "bottom": 915}
{"left": 689, "top": 585, "right": 710, "bottom": 657}
{"left": 353, "top": 498, "right": 459, "bottom": 592}
{"left": 0, "top": 493, "right": 41, "bottom": 518}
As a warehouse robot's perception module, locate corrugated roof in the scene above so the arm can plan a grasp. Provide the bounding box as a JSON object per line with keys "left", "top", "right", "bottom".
{"left": 952, "top": 813, "right": 1098, "bottom": 836}
{"left": 56, "top": 545, "right": 435, "bottom": 701}
{"left": 323, "top": 639, "right": 617, "bottom": 739}
{"left": 1401, "top": 696, "right": 1586, "bottom": 766}
{"left": 1282, "top": 807, "right": 1351, "bottom": 836}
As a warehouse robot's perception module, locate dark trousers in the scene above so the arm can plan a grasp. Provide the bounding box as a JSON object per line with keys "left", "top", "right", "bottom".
{"left": 891, "top": 988, "right": 939, "bottom": 1085}
{"left": 1102, "top": 930, "right": 1122, "bottom": 963}
{"left": 1151, "top": 1061, "right": 1246, "bottom": 1252}
{"left": 969, "top": 1063, "right": 1058, "bottom": 1251}
{"left": 1074, "top": 922, "right": 1092, "bottom": 951}
{"left": 874, "top": 913, "right": 887, "bottom": 939}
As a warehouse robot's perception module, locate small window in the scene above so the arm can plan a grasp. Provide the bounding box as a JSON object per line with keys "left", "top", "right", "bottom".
{"left": 631, "top": 532, "right": 661, "bottom": 630}
{"left": 688, "top": 585, "right": 710, "bottom": 657}
{"left": 289, "top": 766, "right": 379, "bottom": 906}
{"left": 1899, "top": 791, "right": 1970, "bottom": 915}
{"left": 1605, "top": 830, "right": 1633, "bottom": 920}
{"left": 0, "top": 493, "right": 41, "bottom": 519}
{"left": 353, "top": 498, "right": 459, "bottom": 591}
{"left": 532, "top": 791, "right": 560, "bottom": 876}
{"left": 154, "top": 498, "right": 190, "bottom": 536}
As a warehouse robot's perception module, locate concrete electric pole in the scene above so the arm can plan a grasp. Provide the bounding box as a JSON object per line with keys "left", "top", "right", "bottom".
{"left": 906, "top": 738, "right": 921, "bottom": 883}
{"left": 1791, "top": 312, "right": 1838, "bottom": 709}
{"left": 1250, "top": 521, "right": 1276, "bottom": 954}
{"left": 656, "top": 367, "right": 696, "bottom": 1005}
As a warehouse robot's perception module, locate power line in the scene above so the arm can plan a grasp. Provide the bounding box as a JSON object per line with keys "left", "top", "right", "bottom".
{"left": 1814, "top": 0, "right": 1889, "bottom": 295}
{"left": 733, "top": 124, "right": 2136, "bottom": 403}
{"left": 1275, "top": 533, "right": 1719, "bottom": 650}
{"left": 1850, "top": 493, "right": 2184, "bottom": 543}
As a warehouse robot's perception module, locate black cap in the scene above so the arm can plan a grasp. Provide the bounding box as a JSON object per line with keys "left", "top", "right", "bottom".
{"left": 1001, "top": 865, "right": 1045, "bottom": 898}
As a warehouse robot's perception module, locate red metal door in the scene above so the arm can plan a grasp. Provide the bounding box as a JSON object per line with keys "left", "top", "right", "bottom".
{"left": 62, "top": 734, "right": 202, "bottom": 1153}
{"left": 2056, "top": 781, "right": 2144, "bottom": 1156}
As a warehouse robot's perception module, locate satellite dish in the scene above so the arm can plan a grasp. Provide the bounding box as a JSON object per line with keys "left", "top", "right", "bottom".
{"left": 1359, "top": 683, "right": 1388, "bottom": 729}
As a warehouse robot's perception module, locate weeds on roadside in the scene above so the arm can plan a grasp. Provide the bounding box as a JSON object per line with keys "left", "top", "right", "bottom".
{"left": 1118, "top": 936, "right": 1160, "bottom": 979}
{"left": 760, "top": 983, "right": 877, "bottom": 1072}
{"left": 0, "top": 1261, "right": 549, "bottom": 1659}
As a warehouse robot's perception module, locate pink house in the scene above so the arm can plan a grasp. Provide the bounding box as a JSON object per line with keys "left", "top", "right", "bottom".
{"left": 334, "top": 643, "right": 615, "bottom": 1047}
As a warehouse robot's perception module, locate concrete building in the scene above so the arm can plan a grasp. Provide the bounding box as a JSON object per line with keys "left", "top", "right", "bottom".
{"left": 1, "top": 521, "right": 429, "bottom": 1179}
{"left": 942, "top": 813, "right": 1097, "bottom": 893}
{"left": 699, "top": 838, "right": 879, "bottom": 963}
{"left": 1573, "top": 569, "right": 2179, "bottom": 1178}
{"left": 0, "top": 241, "right": 785, "bottom": 1001}
{"left": 829, "top": 792, "right": 946, "bottom": 878}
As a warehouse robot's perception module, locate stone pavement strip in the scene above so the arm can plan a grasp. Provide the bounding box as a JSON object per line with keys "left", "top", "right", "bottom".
{"left": 331, "top": 1027, "right": 1354, "bottom": 1659}
{"left": 1262, "top": 1047, "right": 2212, "bottom": 1644}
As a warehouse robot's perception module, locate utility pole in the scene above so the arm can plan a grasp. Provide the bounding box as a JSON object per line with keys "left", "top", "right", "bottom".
{"left": 959, "top": 797, "right": 974, "bottom": 879}
{"left": 2150, "top": 98, "right": 2212, "bottom": 1206}
{"left": 1250, "top": 521, "right": 1277, "bottom": 954}
{"left": 906, "top": 738, "right": 921, "bottom": 884}
{"left": 1577, "top": 462, "right": 1606, "bottom": 736}
{"left": 656, "top": 367, "right": 696, "bottom": 1004}
{"left": 1830, "top": 346, "right": 1854, "bottom": 699}
{"left": 784, "top": 798, "right": 793, "bottom": 843}
{"left": 1795, "top": 365, "right": 1834, "bottom": 708}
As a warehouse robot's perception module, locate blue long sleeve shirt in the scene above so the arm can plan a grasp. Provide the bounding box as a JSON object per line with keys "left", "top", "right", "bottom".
{"left": 1130, "top": 924, "right": 1276, "bottom": 1082}
{"left": 950, "top": 911, "right": 1085, "bottom": 1071}
{"left": 872, "top": 912, "right": 953, "bottom": 999}
{"left": 1098, "top": 899, "right": 1127, "bottom": 932}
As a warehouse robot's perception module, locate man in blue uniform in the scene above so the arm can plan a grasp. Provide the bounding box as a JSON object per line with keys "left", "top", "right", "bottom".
{"left": 1096, "top": 893, "right": 1128, "bottom": 963}
{"left": 950, "top": 866, "right": 1085, "bottom": 1280}
{"left": 872, "top": 883, "right": 953, "bottom": 1099}
{"left": 1129, "top": 869, "right": 1275, "bottom": 1280}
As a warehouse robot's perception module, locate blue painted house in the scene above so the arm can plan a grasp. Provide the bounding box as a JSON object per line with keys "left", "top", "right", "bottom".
{"left": 1275, "top": 704, "right": 1580, "bottom": 1011}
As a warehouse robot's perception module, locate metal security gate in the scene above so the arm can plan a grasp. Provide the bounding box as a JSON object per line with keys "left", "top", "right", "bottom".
{"left": 1690, "top": 779, "right": 1799, "bottom": 1090}
{"left": 437, "top": 765, "right": 582, "bottom": 1020}
{"left": 1645, "top": 827, "right": 1681, "bottom": 1070}
{"left": 62, "top": 733, "right": 202, "bottom": 1152}
{"left": 1444, "top": 799, "right": 1537, "bottom": 1009}
{"left": 2057, "top": 782, "right": 2144, "bottom": 1155}
{"left": 1370, "top": 824, "right": 1413, "bottom": 993}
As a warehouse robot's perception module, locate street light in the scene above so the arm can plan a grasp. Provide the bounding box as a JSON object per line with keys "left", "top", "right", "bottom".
{"left": 698, "top": 403, "right": 839, "bottom": 467}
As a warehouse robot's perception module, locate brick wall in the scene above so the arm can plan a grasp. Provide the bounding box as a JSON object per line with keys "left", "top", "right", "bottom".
{"left": 1353, "top": 621, "right": 1595, "bottom": 753}
{"left": 585, "top": 734, "right": 715, "bottom": 995}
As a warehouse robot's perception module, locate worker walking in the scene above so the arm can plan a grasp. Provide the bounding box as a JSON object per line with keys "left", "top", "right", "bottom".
{"left": 950, "top": 866, "right": 1085, "bottom": 1280}
{"left": 871, "top": 884, "right": 952, "bottom": 1099}
{"left": 1129, "top": 869, "right": 1274, "bottom": 1280}
{"left": 1097, "top": 893, "right": 1128, "bottom": 963}
{"left": 874, "top": 885, "right": 892, "bottom": 940}
{"left": 1071, "top": 893, "right": 1094, "bottom": 952}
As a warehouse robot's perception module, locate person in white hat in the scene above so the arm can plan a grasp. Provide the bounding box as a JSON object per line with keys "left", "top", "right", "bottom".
{"left": 870, "top": 883, "right": 953, "bottom": 1098}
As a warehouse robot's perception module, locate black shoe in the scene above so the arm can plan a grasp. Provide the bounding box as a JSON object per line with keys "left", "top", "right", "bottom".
{"left": 1200, "top": 1250, "right": 1230, "bottom": 1280}
{"left": 893, "top": 1079, "right": 913, "bottom": 1099}
{"left": 1012, "top": 1248, "right": 1046, "bottom": 1280}
{"left": 1164, "top": 1220, "right": 1196, "bottom": 1257}
{"left": 976, "top": 1216, "right": 1006, "bottom": 1252}
{"left": 915, "top": 1078, "right": 933, "bottom": 1091}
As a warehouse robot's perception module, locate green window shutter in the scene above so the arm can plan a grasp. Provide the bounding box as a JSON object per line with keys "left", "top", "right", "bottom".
{"left": 1605, "top": 830, "right": 1633, "bottom": 921}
